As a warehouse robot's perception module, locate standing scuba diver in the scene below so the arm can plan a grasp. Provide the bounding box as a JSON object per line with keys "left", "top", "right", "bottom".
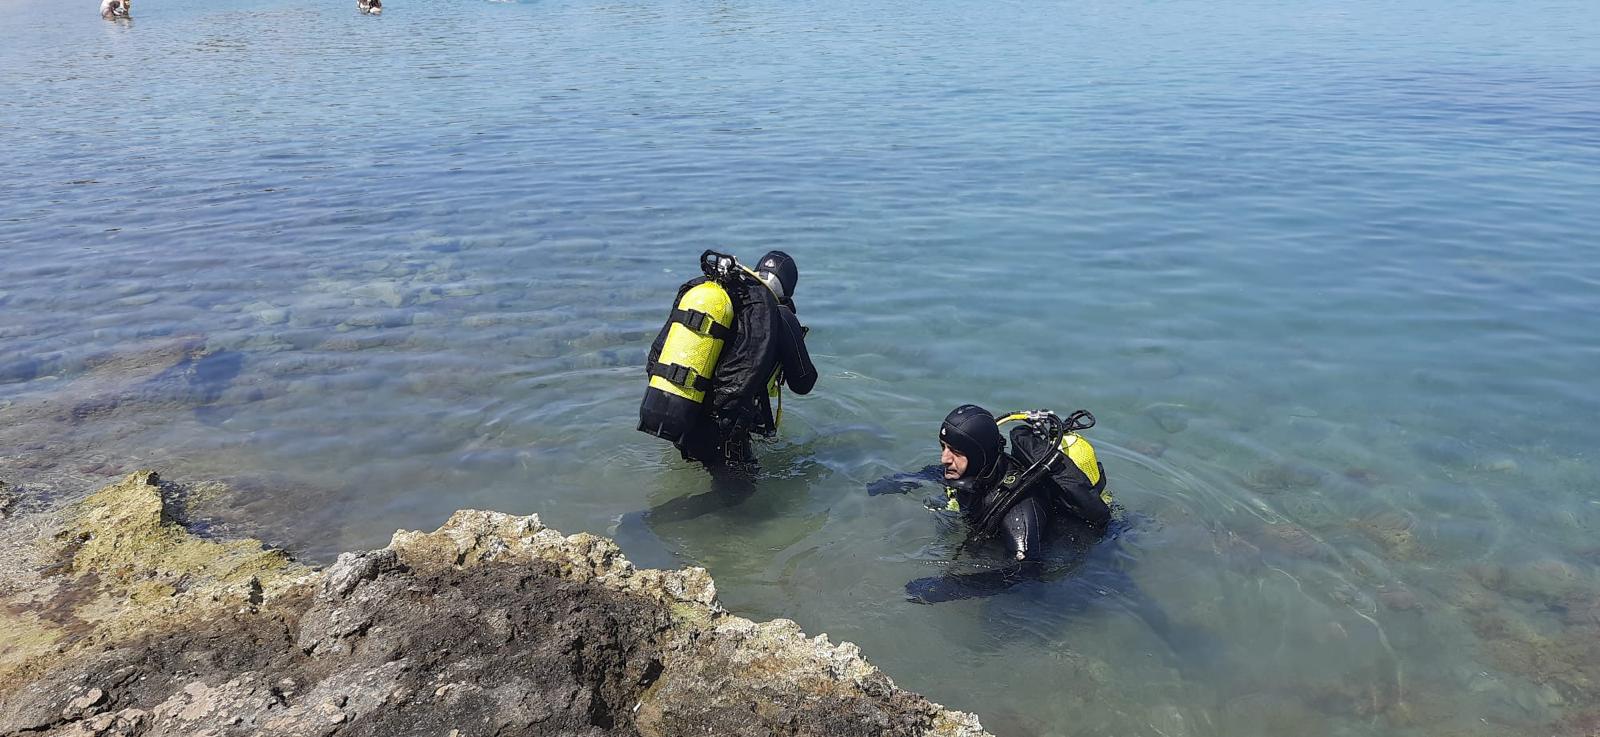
{"left": 870, "top": 404, "right": 1112, "bottom": 602}
{"left": 638, "top": 250, "right": 817, "bottom": 474}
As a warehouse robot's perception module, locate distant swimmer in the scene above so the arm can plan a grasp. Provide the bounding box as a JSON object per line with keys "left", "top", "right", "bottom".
{"left": 638, "top": 250, "right": 817, "bottom": 473}
{"left": 870, "top": 405, "right": 1112, "bottom": 601}
{"left": 358, "top": 0, "right": 382, "bottom": 15}
{"left": 100, "top": 0, "right": 130, "bottom": 20}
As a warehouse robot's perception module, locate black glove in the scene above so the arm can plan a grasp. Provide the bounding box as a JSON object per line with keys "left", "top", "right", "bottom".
{"left": 866, "top": 464, "right": 943, "bottom": 496}
{"left": 867, "top": 477, "right": 922, "bottom": 496}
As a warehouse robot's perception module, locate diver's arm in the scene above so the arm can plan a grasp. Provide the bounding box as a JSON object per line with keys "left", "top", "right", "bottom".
{"left": 775, "top": 306, "right": 818, "bottom": 395}
{"left": 866, "top": 464, "right": 943, "bottom": 496}
{"left": 1047, "top": 461, "right": 1111, "bottom": 527}
{"left": 905, "top": 561, "right": 1043, "bottom": 603}
{"left": 999, "top": 494, "right": 1046, "bottom": 560}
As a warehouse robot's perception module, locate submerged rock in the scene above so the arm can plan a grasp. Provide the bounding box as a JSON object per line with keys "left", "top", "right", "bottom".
{"left": 0, "top": 472, "right": 989, "bottom": 737}
{"left": 1354, "top": 507, "right": 1421, "bottom": 560}
{"left": 1259, "top": 522, "right": 1324, "bottom": 559}
{"left": 1144, "top": 404, "right": 1192, "bottom": 434}
{"left": 0, "top": 338, "right": 253, "bottom": 481}
{"left": 1244, "top": 461, "right": 1325, "bottom": 495}
{"left": 1375, "top": 584, "right": 1422, "bottom": 612}
{"left": 1498, "top": 558, "right": 1590, "bottom": 604}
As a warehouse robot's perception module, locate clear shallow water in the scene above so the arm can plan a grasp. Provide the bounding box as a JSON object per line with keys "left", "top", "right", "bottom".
{"left": 4, "top": 0, "right": 1600, "bottom": 733}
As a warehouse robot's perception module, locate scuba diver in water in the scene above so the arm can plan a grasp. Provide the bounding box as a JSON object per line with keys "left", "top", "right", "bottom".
{"left": 624, "top": 250, "right": 817, "bottom": 538}
{"left": 638, "top": 249, "right": 817, "bottom": 473}
{"left": 870, "top": 404, "right": 1112, "bottom": 602}
{"left": 872, "top": 407, "right": 1225, "bottom": 674}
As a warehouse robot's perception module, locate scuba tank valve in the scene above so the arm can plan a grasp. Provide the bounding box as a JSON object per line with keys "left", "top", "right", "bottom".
{"left": 700, "top": 249, "right": 738, "bottom": 279}
{"left": 700, "top": 249, "right": 784, "bottom": 299}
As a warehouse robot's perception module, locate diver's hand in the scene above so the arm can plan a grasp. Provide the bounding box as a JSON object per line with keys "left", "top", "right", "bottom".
{"left": 905, "top": 562, "right": 1038, "bottom": 604}
{"left": 866, "top": 464, "right": 943, "bottom": 496}
{"left": 867, "top": 477, "right": 921, "bottom": 496}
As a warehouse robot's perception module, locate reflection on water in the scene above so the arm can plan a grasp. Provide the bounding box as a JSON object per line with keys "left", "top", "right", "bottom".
{"left": 5, "top": 0, "right": 1600, "bottom": 733}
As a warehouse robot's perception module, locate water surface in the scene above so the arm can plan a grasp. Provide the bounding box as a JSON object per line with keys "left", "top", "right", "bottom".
{"left": 4, "top": 0, "right": 1600, "bottom": 734}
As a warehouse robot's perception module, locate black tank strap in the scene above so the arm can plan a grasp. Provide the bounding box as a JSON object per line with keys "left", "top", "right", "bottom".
{"left": 648, "top": 362, "right": 712, "bottom": 392}
{"left": 671, "top": 308, "right": 734, "bottom": 341}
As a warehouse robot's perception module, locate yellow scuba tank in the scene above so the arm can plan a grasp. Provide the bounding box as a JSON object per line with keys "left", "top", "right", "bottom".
{"left": 638, "top": 261, "right": 737, "bottom": 443}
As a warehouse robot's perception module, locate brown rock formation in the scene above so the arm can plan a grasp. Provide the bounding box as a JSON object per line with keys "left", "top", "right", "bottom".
{"left": 0, "top": 471, "right": 989, "bottom": 737}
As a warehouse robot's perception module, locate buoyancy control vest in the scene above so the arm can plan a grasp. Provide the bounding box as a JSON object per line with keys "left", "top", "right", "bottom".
{"left": 1007, "top": 423, "right": 1111, "bottom": 526}
{"left": 638, "top": 253, "right": 783, "bottom": 444}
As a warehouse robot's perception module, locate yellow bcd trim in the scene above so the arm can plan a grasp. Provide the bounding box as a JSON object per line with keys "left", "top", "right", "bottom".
{"left": 649, "top": 281, "right": 734, "bottom": 403}
{"left": 1060, "top": 433, "right": 1111, "bottom": 504}
{"left": 766, "top": 368, "right": 784, "bottom": 428}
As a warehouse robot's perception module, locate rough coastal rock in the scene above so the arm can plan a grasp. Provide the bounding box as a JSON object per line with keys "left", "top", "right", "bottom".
{"left": 0, "top": 471, "right": 990, "bottom": 737}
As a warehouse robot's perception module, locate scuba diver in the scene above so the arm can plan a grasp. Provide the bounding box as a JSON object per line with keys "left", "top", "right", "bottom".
{"left": 870, "top": 406, "right": 1225, "bottom": 676}
{"left": 870, "top": 404, "right": 1112, "bottom": 602}
{"left": 638, "top": 249, "right": 817, "bottom": 473}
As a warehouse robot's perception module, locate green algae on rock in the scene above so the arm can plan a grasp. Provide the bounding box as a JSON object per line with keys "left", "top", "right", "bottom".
{"left": 62, "top": 470, "right": 304, "bottom": 587}
{"left": 0, "top": 471, "right": 316, "bottom": 692}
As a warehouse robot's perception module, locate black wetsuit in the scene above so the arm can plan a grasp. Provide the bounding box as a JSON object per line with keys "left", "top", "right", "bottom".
{"left": 755, "top": 304, "right": 818, "bottom": 431}
{"left": 871, "top": 423, "right": 1111, "bottom": 601}
{"left": 678, "top": 301, "right": 816, "bottom": 467}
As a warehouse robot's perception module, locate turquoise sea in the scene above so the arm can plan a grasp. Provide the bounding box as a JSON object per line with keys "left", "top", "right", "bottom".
{"left": 4, "top": 0, "right": 1600, "bottom": 733}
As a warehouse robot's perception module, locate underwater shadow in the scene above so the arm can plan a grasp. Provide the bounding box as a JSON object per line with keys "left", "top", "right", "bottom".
{"left": 610, "top": 443, "right": 839, "bottom": 571}
{"left": 908, "top": 516, "right": 1229, "bottom": 677}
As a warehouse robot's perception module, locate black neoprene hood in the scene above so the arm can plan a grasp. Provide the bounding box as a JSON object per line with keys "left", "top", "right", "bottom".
{"left": 757, "top": 251, "right": 799, "bottom": 298}
{"left": 940, "top": 404, "right": 1003, "bottom": 479}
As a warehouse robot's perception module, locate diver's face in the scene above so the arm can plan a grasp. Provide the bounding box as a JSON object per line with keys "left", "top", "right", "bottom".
{"left": 940, "top": 442, "right": 968, "bottom": 480}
